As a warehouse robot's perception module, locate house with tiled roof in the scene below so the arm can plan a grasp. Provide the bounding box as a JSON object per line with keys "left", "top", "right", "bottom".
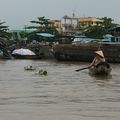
{"left": 79, "top": 17, "right": 103, "bottom": 28}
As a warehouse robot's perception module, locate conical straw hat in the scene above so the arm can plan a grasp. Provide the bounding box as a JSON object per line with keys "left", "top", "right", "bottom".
{"left": 95, "top": 50, "right": 104, "bottom": 58}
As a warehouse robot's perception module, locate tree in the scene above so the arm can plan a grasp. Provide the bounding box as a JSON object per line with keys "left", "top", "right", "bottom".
{"left": 0, "top": 21, "right": 10, "bottom": 39}
{"left": 84, "top": 17, "right": 118, "bottom": 38}
{"left": 85, "top": 26, "right": 106, "bottom": 38}
{"left": 100, "top": 17, "right": 117, "bottom": 29}
{"left": 0, "top": 21, "right": 12, "bottom": 58}
{"left": 26, "top": 17, "right": 59, "bottom": 35}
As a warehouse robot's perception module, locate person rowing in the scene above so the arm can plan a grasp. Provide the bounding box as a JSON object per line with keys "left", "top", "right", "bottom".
{"left": 88, "top": 50, "right": 112, "bottom": 75}
{"left": 89, "top": 50, "right": 106, "bottom": 68}
{"left": 76, "top": 50, "right": 111, "bottom": 73}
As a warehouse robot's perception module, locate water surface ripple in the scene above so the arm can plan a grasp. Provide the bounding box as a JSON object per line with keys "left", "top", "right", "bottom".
{"left": 0, "top": 59, "right": 120, "bottom": 120}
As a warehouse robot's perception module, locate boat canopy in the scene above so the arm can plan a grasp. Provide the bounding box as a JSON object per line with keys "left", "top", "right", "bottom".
{"left": 12, "top": 48, "right": 36, "bottom": 55}
{"left": 36, "top": 33, "right": 54, "bottom": 37}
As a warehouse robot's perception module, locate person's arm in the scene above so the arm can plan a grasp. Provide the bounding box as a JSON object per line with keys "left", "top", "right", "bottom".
{"left": 89, "top": 57, "right": 96, "bottom": 67}
{"left": 101, "top": 58, "right": 105, "bottom": 62}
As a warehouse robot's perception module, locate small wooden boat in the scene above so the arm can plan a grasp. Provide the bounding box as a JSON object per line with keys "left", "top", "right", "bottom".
{"left": 89, "top": 62, "right": 112, "bottom": 75}
{"left": 12, "top": 48, "right": 42, "bottom": 59}
{"left": 12, "top": 54, "right": 42, "bottom": 59}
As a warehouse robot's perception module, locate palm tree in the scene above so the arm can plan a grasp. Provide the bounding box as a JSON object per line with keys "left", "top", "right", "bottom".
{"left": 0, "top": 21, "right": 10, "bottom": 39}
{"left": 0, "top": 21, "right": 12, "bottom": 58}
{"left": 26, "top": 16, "right": 58, "bottom": 35}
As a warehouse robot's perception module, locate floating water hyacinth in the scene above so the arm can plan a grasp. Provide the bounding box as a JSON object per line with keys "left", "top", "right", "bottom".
{"left": 24, "top": 66, "right": 48, "bottom": 76}
{"left": 38, "top": 69, "right": 48, "bottom": 76}
{"left": 35, "top": 69, "right": 48, "bottom": 76}
{"left": 24, "top": 65, "right": 36, "bottom": 71}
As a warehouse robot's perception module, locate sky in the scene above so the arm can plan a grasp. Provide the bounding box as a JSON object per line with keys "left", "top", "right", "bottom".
{"left": 0, "top": 0, "right": 120, "bottom": 30}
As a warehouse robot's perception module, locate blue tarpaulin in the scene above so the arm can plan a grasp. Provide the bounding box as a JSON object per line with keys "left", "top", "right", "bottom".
{"left": 36, "top": 33, "right": 54, "bottom": 37}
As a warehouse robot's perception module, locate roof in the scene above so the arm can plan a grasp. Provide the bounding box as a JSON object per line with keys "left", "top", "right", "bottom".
{"left": 36, "top": 33, "right": 54, "bottom": 37}
{"left": 50, "top": 20, "right": 61, "bottom": 22}
{"left": 79, "top": 17, "right": 103, "bottom": 22}
{"left": 10, "top": 29, "right": 35, "bottom": 33}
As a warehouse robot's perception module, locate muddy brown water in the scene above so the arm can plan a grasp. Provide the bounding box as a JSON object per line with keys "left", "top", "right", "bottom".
{"left": 0, "top": 59, "right": 120, "bottom": 120}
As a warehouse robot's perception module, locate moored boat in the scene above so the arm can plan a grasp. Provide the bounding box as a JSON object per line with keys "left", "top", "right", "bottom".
{"left": 12, "top": 54, "right": 41, "bottom": 59}
{"left": 11, "top": 48, "right": 42, "bottom": 59}
{"left": 53, "top": 42, "right": 120, "bottom": 63}
{"left": 89, "top": 62, "right": 112, "bottom": 75}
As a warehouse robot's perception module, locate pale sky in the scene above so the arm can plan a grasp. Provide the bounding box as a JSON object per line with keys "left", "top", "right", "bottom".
{"left": 0, "top": 0, "right": 120, "bottom": 29}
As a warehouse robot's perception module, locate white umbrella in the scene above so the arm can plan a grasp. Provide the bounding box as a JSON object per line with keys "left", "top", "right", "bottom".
{"left": 12, "top": 48, "right": 36, "bottom": 55}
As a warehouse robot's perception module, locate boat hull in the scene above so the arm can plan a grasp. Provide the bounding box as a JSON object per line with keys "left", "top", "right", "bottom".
{"left": 53, "top": 43, "right": 120, "bottom": 63}
{"left": 89, "top": 62, "right": 112, "bottom": 75}
{"left": 12, "top": 54, "right": 42, "bottom": 59}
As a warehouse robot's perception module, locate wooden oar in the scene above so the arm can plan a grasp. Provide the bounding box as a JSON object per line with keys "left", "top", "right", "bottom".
{"left": 75, "top": 66, "right": 90, "bottom": 72}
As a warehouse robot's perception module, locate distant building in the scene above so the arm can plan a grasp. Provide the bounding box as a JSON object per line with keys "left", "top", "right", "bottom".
{"left": 50, "top": 20, "right": 62, "bottom": 34}
{"left": 79, "top": 17, "right": 103, "bottom": 28}
{"left": 61, "top": 15, "right": 79, "bottom": 35}
{"left": 61, "top": 14, "right": 103, "bottom": 35}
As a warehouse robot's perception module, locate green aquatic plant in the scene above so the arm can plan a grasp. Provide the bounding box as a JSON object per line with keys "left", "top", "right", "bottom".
{"left": 38, "top": 69, "right": 44, "bottom": 75}
{"left": 24, "top": 65, "right": 36, "bottom": 71}
{"left": 39, "top": 69, "right": 48, "bottom": 76}
{"left": 42, "top": 70, "right": 47, "bottom": 76}
{"left": 24, "top": 66, "right": 48, "bottom": 76}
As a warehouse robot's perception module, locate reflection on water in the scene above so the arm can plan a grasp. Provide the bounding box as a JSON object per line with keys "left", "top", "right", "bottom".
{"left": 0, "top": 59, "right": 120, "bottom": 120}
{"left": 90, "top": 74, "right": 112, "bottom": 81}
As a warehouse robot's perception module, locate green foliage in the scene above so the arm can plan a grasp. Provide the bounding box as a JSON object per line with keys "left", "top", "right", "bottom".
{"left": 85, "top": 26, "right": 106, "bottom": 38}
{"left": 19, "top": 31, "right": 28, "bottom": 38}
{"left": 24, "top": 65, "right": 36, "bottom": 71}
{"left": 84, "top": 17, "right": 118, "bottom": 38}
{"left": 0, "top": 20, "right": 10, "bottom": 40}
{"left": 24, "top": 65, "right": 48, "bottom": 76}
{"left": 38, "top": 69, "right": 48, "bottom": 76}
{"left": 26, "top": 16, "right": 59, "bottom": 36}
{"left": 100, "top": 17, "right": 118, "bottom": 29}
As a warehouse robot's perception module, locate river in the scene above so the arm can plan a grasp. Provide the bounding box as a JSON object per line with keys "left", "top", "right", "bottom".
{"left": 0, "top": 59, "right": 120, "bottom": 120}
